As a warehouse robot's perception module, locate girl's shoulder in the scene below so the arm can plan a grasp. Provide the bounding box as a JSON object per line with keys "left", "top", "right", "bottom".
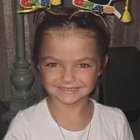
{"left": 91, "top": 98, "right": 127, "bottom": 122}
{"left": 12, "top": 98, "right": 48, "bottom": 124}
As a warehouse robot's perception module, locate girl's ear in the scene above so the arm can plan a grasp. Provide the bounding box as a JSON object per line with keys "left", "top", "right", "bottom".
{"left": 105, "top": 55, "right": 109, "bottom": 66}
{"left": 37, "top": 65, "right": 41, "bottom": 71}
{"left": 103, "top": 55, "right": 109, "bottom": 70}
{"left": 98, "top": 55, "right": 109, "bottom": 76}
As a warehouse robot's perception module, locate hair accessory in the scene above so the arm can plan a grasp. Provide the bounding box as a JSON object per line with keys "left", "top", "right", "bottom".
{"left": 17, "top": 0, "right": 62, "bottom": 14}
{"left": 17, "top": 0, "right": 132, "bottom": 23}
{"left": 121, "top": 0, "right": 132, "bottom": 23}
{"left": 72, "top": 0, "right": 121, "bottom": 18}
{"left": 69, "top": 9, "right": 108, "bottom": 27}
{"left": 51, "top": 0, "right": 62, "bottom": 5}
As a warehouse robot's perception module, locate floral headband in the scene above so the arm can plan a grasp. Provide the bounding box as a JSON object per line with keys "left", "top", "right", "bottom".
{"left": 17, "top": 0, "right": 132, "bottom": 23}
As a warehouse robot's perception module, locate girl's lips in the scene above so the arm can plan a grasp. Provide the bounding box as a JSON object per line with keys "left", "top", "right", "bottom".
{"left": 57, "top": 86, "right": 81, "bottom": 93}
{"left": 59, "top": 87, "right": 80, "bottom": 91}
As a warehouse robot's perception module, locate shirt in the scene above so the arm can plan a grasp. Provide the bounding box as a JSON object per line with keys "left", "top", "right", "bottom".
{"left": 3, "top": 98, "right": 134, "bottom": 140}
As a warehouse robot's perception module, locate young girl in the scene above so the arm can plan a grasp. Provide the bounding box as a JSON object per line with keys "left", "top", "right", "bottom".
{"left": 4, "top": 12, "right": 134, "bottom": 140}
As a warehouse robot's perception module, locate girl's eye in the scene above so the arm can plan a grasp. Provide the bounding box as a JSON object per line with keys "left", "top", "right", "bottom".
{"left": 79, "top": 63, "right": 91, "bottom": 68}
{"left": 46, "top": 63, "right": 58, "bottom": 67}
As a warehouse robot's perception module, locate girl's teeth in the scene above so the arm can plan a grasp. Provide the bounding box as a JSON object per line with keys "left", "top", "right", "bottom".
{"left": 61, "top": 87, "right": 77, "bottom": 91}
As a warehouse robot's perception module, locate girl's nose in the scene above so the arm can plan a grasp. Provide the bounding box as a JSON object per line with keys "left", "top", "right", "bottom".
{"left": 61, "top": 68, "right": 76, "bottom": 84}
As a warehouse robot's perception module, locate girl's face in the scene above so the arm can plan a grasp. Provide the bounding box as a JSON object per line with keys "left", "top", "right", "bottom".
{"left": 38, "top": 30, "right": 101, "bottom": 105}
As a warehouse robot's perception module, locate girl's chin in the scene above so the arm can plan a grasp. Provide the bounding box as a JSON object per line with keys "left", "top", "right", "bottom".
{"left": 55, "top": 92, "right": 88, "bottom": 105}
{"left": 57, "top": 98, "right": 83, "bottom": 105}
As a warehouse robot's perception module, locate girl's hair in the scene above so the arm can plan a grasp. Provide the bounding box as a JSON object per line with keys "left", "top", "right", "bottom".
{"left": 33, "top": 12, "right": 110, "bottom": 70}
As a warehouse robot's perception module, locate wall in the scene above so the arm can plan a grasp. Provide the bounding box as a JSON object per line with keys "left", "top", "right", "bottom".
{"left": 111, "top": 1, "right": 140, "bottom": 50}
{"left": 0, "top": 0, "right": 15, "bottom": 101}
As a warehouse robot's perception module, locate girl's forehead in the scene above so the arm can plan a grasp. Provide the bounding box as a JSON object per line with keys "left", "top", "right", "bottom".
{"left": 40, "top": 30, "right": 99, "bottom": 57}
{"left": 41, "top": 30, "right": 97, "bottom": 50}
{"left": 41, "top": 29, "right": 98, "bottom": 54}
{"left": 44, "top": 27, "right": 96, "bottom": 38}
{"left": 40, "top": 33, "right": 100, "bottom": 63}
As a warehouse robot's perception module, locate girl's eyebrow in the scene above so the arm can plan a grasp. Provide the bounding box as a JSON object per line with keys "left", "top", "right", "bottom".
{"left": 76, "top": 57, "right": 98, "bottom": 63}
{"left": 79, "top": 58, "right": 99, "bottom": 65}
{"left": 40, "top": 56, "right": 60, "bottom": 61}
